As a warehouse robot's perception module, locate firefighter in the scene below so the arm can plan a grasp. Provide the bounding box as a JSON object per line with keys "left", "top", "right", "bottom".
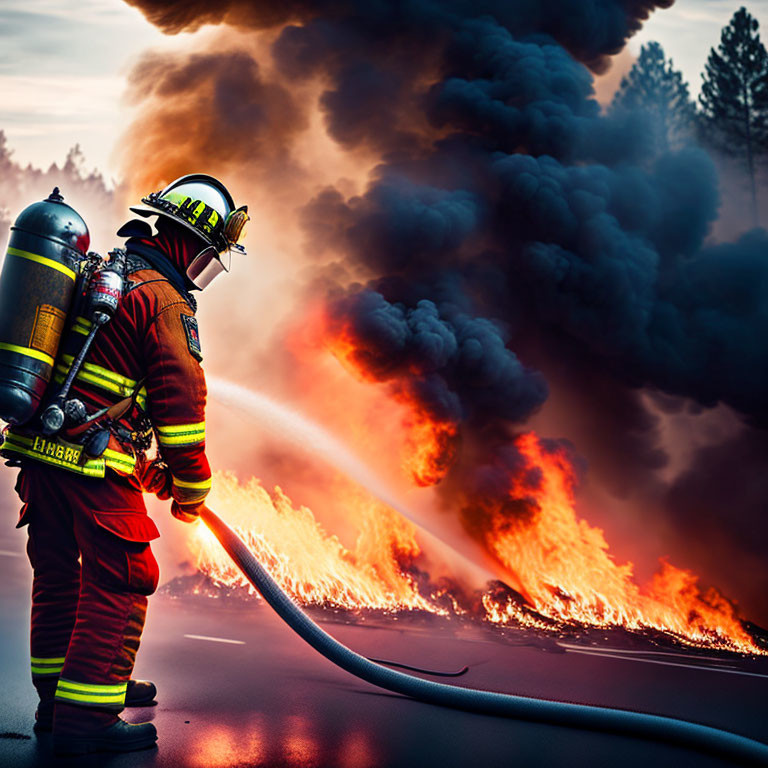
{"left": 6, "top": 175, "right": 248, "bottom": 755}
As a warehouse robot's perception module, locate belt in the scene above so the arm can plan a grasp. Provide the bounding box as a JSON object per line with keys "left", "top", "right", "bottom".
{"left": 1, "top": 430, "right": 136, "bottom": 477}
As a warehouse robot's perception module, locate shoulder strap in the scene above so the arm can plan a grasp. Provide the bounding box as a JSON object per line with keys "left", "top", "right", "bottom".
{"left": 125, "top": 251, "right": 152, "bottom": 276}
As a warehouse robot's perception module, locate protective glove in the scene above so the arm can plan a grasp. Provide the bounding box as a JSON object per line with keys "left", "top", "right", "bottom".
{"left": 171, "top": 500, "right": 203, "bottom": 523}
{"left": 139, "top": 458, "right": 173, "bottom": 500}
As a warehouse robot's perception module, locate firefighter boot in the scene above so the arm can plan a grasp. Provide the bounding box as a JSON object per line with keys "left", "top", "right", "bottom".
{"left": 52, "top": 703, "right": 157, "bottom": 755}
{"left": 33, "top": 678, "right": 157, "bottom": 732}
{"left": 125, "top": 678, "right": 157, "bottom": 707}
{"left": 32, "top": 678, "right": 57, "bottom": 735}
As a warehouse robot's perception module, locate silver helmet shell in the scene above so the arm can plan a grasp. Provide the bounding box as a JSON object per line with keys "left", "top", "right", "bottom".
{"left": 125, "top": 173, "right": 248, "bottom": 290}
{"left": 129, "top": 173, "right": 246, "bottom": 256}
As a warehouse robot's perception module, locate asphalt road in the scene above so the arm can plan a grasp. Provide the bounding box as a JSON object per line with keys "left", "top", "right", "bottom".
{"left": 0, "top": 524, "right": 766, "bottom": 768}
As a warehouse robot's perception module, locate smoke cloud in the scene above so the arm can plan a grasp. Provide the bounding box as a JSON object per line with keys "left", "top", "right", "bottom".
{"left": 326, "top": 290, "right": 548, "bottom": 428}
{"left": 119, "top": 0, "right": 768, "bottom": 624}
{"left": 122, "top": 44, "right": 307, "bottom": 196}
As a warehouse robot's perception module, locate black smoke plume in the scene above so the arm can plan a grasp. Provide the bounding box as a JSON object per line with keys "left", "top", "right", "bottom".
{"left": 123, "top": 0, "right": 768, "bottom": 623}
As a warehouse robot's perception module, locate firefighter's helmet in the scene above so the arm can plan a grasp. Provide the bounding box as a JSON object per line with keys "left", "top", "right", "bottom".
{"left": 127, "top": 174, "right": 249, "bottom": 289}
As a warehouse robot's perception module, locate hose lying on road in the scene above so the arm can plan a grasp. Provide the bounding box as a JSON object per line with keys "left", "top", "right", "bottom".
{"left": 200, "top": 506, "right": 768, "bottom": 766}
{"left": 370, "top": 658, "right": 468, "bottom": 677}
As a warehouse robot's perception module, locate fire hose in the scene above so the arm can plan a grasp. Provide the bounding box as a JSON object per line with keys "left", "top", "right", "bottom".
{"left": 199, "top": 506, "right": 768, "bottom": 766}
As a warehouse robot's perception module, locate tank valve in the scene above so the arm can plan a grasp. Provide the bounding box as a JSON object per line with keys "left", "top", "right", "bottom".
{"left": 40, "top": 250, "right": 126, "bottom": 437}
{"left": 63, "top": 398, "right": 87, "bottom": 426}
{"left": 40, "top": 402, "right": 65, "bottom": 435}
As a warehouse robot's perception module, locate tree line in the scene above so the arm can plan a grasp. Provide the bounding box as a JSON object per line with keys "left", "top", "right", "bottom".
{"left": 612, "top": 6, "right": 768, "bottom": 226}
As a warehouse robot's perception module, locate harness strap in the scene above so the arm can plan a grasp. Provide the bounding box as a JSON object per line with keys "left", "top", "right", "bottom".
{"left": 53, "top": 355, "right": 148, "bottom": 410}
{"left": 1, "top": 430, "right": 136, "bottom": 477}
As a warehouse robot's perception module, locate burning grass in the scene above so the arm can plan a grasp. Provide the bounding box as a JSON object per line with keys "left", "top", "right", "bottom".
{"left": 180, "top": 469, "right": 765, "bottom": 656}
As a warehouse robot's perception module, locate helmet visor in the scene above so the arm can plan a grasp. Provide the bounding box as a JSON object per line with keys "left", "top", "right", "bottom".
{"left": 187, "top": 246, "right": 231, "bottom": 290}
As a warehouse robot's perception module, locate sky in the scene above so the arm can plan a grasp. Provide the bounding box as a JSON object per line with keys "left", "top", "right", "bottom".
{"left": 0, "top": 0, "right": 167, "bottom": 180}
{"left": 1, "top": 0, "right": 767, "bottom": 178}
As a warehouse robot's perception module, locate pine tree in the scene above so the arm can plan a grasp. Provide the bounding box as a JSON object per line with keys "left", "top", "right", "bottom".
{"left": 699, "top": 7, "right": 768, "bottom": 226}
{"left": 0, "top": 131, "right": 21, "bottom": 254}
{"left": 0, "top": 131, "right": 20, "bottom": 190}
{"left": 612, "top": 41, "right": 696, "bottom": 153}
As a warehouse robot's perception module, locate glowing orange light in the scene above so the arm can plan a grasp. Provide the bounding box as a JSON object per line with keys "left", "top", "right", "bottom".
{"left": 327, "top": 320, "right": 458, "bottom": 487}
{"left": 191, "top": 310, "right": 762, "bottom": 655}
{"left": 190, "top": 458, "right": 760, "bottom": 655}
{"left": 480, "top": 433, "right": 759, "bottom": 653}
{"left": 189, "top": 473, "right": 440, "bottom": 614}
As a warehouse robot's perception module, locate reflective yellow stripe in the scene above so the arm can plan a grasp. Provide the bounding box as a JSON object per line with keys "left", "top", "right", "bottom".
{"left": 158, "top": 433, "right": 206, "bottom": 447}
{"left": 2, "top": 431, "right": 135, "bottom": 476}
{"left": 54, "top": 365, "right": 130, "bottom": 395}
{"left": 53, "top": 369, "right": 148, "bottom": 410}
{"left": 71, "top": 315, "right": 92, "bottom": 336}
{"left": 57, "top": 679, "right": 127, "bottom": 694}
{"left": 31, "top": 655, "right": 65, "bottom": 676}
{"left": 173, "top": 475, "right": 212, "bottom": 504}
{"left": 5, "top": 433, "right": 32, "bottom": 448}
{"left": 60, "top": 354, "right": 135, "bottom": 388}
{"left": 2, "top": 433, "right": 106, "bottom": 477}
{"left": 55, "top": 690, "right": 126, "bottom": 704}
{"left": 157, "top": 422, "right": 205, "bottom": 436}
{"left": 172, "top": 476, "right": 212, "bottom": 490}
{"left": 7, "top": 246, "right": 76, "bottom": 281}
{"left": 32, "top": 666, "right": 63, "bottom": 675}
{"left": 0, "top": 342, "right": 54, "bottom": 366}
{"left": 103, "top": 448, "right": 136, "bottom": 474}
{"left": 157, "top": 422, "right": 206, "bottom": 446}
{"left": 54, "top": 356, "right": 147, "bottom": 409}
{"left": 56, "top": 679, "right": 128, "bottom": 706}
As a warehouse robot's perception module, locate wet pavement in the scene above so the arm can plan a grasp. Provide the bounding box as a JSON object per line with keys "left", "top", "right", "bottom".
{"left": 1, "top": 523, "right": 767, "bottom": 768}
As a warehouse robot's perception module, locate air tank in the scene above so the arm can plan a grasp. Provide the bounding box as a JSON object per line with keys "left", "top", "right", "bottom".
{"left": 0, "top": 188, "right": 89, "bottom": 425}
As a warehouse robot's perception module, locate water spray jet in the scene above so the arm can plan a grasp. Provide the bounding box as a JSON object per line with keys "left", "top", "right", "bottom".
{"left": 209, "top": 376, "right": 508, "bottom": 588}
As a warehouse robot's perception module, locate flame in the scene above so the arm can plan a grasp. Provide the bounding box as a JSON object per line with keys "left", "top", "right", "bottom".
{"left": 109, "top": 19, "right": 764, "bottom": 659}
{"left": 191, "top": 313, "right": 762, "bottom": 654}
{"left": 479, "top": 433, "right": 760, "bottom": 653}
{"left": 402, "top": 411, "right": 458, "bottom": 487}
{"left": 191, "top": 472, "right": 440, "bottom": 614}
{"left": 326, "top": 320, "right": 458, "bottom": 486}
{"left": 189, "top": 461, "right": 761, "bottom": 655}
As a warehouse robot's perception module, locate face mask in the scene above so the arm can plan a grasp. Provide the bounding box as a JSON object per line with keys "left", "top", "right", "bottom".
{"left": 186, "top": 246, "right": 232, "bottom": 290}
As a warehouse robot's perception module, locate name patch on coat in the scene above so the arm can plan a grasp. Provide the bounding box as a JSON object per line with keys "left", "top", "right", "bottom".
{"left": 181, "top": 314, "right": 203, "bottom": 361}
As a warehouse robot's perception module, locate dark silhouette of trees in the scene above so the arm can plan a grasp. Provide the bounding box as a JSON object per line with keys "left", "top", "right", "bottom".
{"left": 0, "top": 132, "right": 113, "bottom": 255}
{"left": 612, "top": 41, "right": 696, "bottom": 153}
{"left": 699, "top": 6, "right": 768, "bottom": 226}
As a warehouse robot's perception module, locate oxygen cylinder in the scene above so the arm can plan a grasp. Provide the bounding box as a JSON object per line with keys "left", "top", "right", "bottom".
{"left": 0, "top": 188, "right": 89, "bottom": 425}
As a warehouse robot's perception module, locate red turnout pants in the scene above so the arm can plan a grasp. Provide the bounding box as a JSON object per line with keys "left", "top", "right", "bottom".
{"left": 14, "top": 461, "right": 159, "bottom": 715}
